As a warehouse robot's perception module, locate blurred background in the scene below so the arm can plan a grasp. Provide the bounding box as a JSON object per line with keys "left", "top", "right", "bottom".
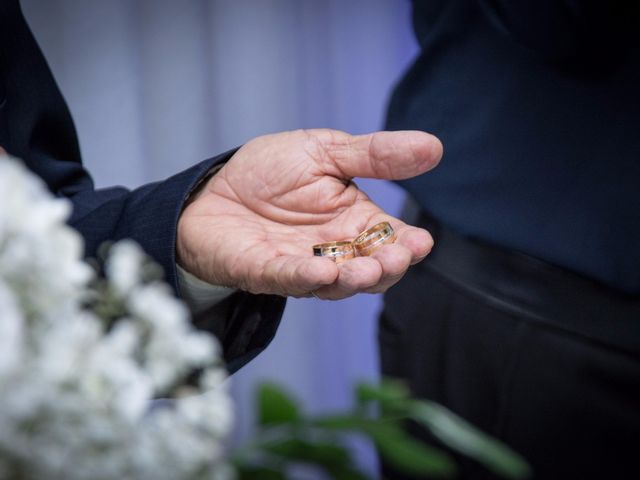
{"left": 22, "top": 0, "right": 418, "bottom": 473}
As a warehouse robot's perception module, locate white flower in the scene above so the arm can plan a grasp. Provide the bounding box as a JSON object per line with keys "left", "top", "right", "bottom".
{"left": 127, "top": 282, "right": 220, "bottom": 391}
{"left": 0, "top": 280, "right": 23, "bottom": 379}
{"left": 85, "top": 319, "right": 153, "bottom": 422}
{"left": 177, "top": 383, "right": 234, "bottom": 440}
{"left": 0, "top": 157, "right": 93, "bottom": 317}
{"left": 105, "top": 240, "right": 145, "bottom": 298}
{"left": 0, "top": 156, "right": 234, "bottom": 480}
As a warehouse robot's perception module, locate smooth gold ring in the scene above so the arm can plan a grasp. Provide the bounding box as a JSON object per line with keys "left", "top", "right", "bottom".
{"left": 312, "top": 241, "right": 356, "bottom": 264}
{"left": 352, "top": 222, "right": 396, "bottom": 256}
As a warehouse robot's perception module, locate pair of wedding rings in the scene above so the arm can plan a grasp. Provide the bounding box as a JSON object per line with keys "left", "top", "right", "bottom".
{"left": 312, "top": 222, "right": 396, "bottom": 264}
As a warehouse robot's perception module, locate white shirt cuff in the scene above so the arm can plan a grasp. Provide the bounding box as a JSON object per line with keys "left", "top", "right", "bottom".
{"left": 176, "top": 264, "right": 236, "bottom": 314}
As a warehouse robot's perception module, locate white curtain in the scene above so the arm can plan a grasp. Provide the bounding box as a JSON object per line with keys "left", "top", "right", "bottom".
{"left": 23, "top": 0, "right": 418, "bottom": 473}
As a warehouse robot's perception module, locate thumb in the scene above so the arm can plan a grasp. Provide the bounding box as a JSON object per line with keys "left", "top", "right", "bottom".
{"left": 319, "top": 129, "right": 442, "bottom": 180}
{"left": 0, "top": 146, "right": 6, "bottom": 156}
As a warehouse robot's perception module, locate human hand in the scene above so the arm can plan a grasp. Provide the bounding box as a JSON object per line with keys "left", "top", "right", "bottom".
{"left": 177, "top": 129, "right": 442, "bottom": 299}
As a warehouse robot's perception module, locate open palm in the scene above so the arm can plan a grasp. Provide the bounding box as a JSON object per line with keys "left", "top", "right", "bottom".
{"left": 177, "top": 129, "right": 442, "bottom": 299}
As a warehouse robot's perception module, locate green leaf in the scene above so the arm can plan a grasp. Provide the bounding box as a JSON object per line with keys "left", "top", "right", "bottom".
{"left": 261, "top": 438, "right": 369, "bottom": 480}
{"left": 257, "top": 383, "right": 300, "bottom": 426}
{"left": 409, "top": 401, "right": 531, "bottom": 479}
{"left": 313, "top": 416, "right": 456, "bottom": 477}
{"left": 262, "top": 438, "right": 351, "bottom": 466}
{"left": 325, "top": 464, "right": 370, "bottom": 480}
{"left": 355, "top": 380, "right": 410, "bottom": 410}
{"left": 313, "top": 415, "right": 374, "bottom": 431}
{"left": 370, "top": 423, "right": 457, "bottom": 477}
{"left": 235, "top": 465, "right": 286, "bottom": 480}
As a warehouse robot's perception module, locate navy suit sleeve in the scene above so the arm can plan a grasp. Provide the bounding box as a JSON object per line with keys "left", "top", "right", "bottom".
{"left": 67, "top": 153, "right": 230, "bottom": 291}
{"left": 0, "top": 0, "right": 285, "bottom": 373}
{"left": 66, "top": 153, "right": 287, "bottom": 374}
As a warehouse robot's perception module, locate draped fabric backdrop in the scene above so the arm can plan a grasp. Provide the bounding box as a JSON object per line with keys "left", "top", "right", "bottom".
{"left": 22, "top": 0, "right": 418, "bottom": 473}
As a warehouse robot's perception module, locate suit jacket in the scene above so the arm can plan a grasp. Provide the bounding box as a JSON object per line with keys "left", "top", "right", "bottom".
{"left": 387, "top": 0, "right": 640, "bottom": 293}
{"left": 0, "top": 0, "right": 285, "bottom": 373}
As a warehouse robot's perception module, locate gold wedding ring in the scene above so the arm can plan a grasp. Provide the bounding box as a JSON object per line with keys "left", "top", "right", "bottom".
{"left": 312, "top": 241, "right": 356, "bottom": 264}
{"left": 352, "top": 221, "right": 396, "bottom": 256}
{"left": 311, "top": 222, "right": 396, "bottom": 262}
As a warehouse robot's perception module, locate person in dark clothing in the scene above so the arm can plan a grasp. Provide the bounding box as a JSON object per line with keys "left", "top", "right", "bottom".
{"left": 380, "top": 1, "right": 640, "bottom": 478}
{"left": 0, "top": 0, "right": 441, "bottom": 372}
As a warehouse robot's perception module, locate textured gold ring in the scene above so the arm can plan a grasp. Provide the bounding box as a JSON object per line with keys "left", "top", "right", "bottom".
{"left": 312, "top": 241, "right": 356, "bottom": 264}
{"left": 352, "top": 222, "right": 396, "bottom": 256}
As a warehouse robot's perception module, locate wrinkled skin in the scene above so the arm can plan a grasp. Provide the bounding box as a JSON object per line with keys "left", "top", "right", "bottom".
{"left": 177, "top": 129, "right": 442, "bottom": 300}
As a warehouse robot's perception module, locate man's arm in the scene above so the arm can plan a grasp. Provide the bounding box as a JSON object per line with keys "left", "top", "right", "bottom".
{"left": 2, "top": 0, "right": 443, "bottom": 372}
{"left": 0, "top": 0, "right": 285, "bottom": 372}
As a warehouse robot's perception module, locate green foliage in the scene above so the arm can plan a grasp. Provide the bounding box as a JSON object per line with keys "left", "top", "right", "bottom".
{"left": 258, "top": 383, "right": 301, "bottom": 426}
{"left": 409, "top": 402, "right": 531, "bottom": 479}
{"left": 357, "top": 380, "right": 531, "bottom": 479}
{"left": 233, "top": 380, "right": 531, "bottom": 480}
{"left": 313, "top": 416, "right": 455, "bottom": 477}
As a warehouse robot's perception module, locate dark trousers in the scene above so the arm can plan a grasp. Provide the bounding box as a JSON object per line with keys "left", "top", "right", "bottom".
{"left": 379, "top": 213, "right": 640, "bottom": 479}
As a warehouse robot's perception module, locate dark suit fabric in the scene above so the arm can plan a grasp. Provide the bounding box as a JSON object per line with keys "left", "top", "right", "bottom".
{"left": 380, "top": 1, "right": 640, "bottom": 478}
{"left": 0, "top": 0, "right": 285, "bottom": 373}
{"left": 388, "top": 0, "right": 640, "bottom": 293}
{"left": 381, "top": 213, "right": 640, "bottom": 479}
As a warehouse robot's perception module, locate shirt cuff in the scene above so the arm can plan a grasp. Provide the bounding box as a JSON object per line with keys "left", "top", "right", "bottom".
{"left": 176, "top": 264, "right": 237, "bottom": 314}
